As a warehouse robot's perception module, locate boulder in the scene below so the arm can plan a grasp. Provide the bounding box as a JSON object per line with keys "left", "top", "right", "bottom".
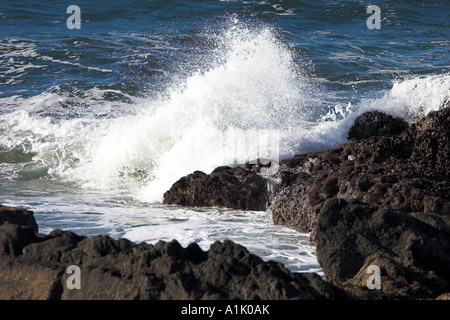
{"left": 163, "top": 166, "right": 269, "bottom": 211}
{"left": 269, "top": 107, "right": 450, "bottom": 242}
{"left": 315, "top": 198, "right": 450, "bottom": 299}
{"left": 0, "top": 205, "right": 344, "bottom": 300}
{"left": 347, "top": 111, "right": 409, "bottom": 141}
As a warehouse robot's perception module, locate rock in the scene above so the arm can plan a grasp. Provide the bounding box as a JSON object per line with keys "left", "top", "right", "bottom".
{"left": 163, "top": 166, "right": 269, "bottom": 211}
{"left": 268, "top": 107, "right": 450, "bottom": 242}
{"left": 436, "top": 293, "right": 450, "bottom": 300}
{"left": 0, "top": 205, "right": 38, "bottom": 232}
{"left": 161, "top": 107, "right": 449, "bottom": 243}
{"left": 161, "top": 107, "right": 450, "bottom": 245}
{"left": 401, "top": 105, "right": 450, "bottom": 177}
{"left": 347, "top": 111, "right": 409, "bottom": 141}
{"left": 0, "top": 205, "right": 344, "bottom": 300}
{"left": 0, "top": 205, "right": 41, "bottom": 256}
{"left": 315, "top": 198, "right": 450, "bottom": 299}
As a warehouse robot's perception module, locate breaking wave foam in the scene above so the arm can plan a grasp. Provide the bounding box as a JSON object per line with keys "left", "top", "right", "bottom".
{"left": 1, "top": 21, "right": 449, "bottom": 203}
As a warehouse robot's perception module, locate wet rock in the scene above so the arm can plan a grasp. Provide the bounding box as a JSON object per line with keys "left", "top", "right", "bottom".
{"left": 315, "top": 198, "right": 450, "bottom": 299}
{"left": 162, "top": 108, "right": 449, "bottom": 242}
{"left": 163, "top": 166, "right": 269, "bottom": 211}
{"left": 0, "top": 206, "right": 41, "bottom": 256}
{"left": 0, "top": 206, "right": 344, "bottom": 300}
{"left": 401, "top": 105, "right": 450, "bottom": 177}
{"left": 347, "top": 111, "right": 409, "bottom": 141}
{"left": 269, "top": 107, "right": 450, "bottom": 242}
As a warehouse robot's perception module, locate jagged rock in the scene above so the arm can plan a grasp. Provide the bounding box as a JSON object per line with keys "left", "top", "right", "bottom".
{"left": 269, "top": 107, "right": 450, "bottom": 242}
{"left": 161, "top": 107, "right": 450, "bottom": 246}
{"left": 315, "top": 198, "right": 450, "bottom": 299}
{"left": 0, "top": 206, "right": 344, "bottom": 300}
{"left": 163, "top": 166, "right": 268, "bottom": 211}
{"left": 401, "top": 104, "right": 450, "bottom": 177}
{"left": 0, "top": 205, "right": 41, "bottom": 256}
{"left": 437, "top": 293, "right": 450, "bottom": 300}
{"left": 347, "top": 111, "right": 409, "bottom": 141}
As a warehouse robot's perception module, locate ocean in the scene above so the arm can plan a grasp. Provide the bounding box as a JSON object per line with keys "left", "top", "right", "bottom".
{"left": 0, "top": 0, "right": 448, "bottom": 273}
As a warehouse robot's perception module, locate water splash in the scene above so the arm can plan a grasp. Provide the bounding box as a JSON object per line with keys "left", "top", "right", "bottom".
{"left": 1, "top": 22, "right": 448, "bottom": 204}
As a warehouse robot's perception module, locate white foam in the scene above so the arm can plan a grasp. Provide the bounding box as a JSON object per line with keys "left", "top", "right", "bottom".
{"left": 59, "top": 21, "right": 321, "bottom": 202}
{"left": 1, "top": 24, "right": 448, "bottom": 204}
{"left": 120, "top": 207, "right": 320, "bottom": 273}
{"left": 305, "top": 73, "right": 450, "bottom": 154}
{"left": 364, "top": 74, "right": 450, "bottom": 121}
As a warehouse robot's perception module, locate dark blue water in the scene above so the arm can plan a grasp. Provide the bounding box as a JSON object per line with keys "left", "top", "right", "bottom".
{"left": 1, "top": 0, "right": 448, "bottom": 101}
{"left": 0, "top": 0, "right": 448, "bottom": 272}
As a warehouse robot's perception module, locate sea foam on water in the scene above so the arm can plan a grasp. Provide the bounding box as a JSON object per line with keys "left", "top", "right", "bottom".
{"left": 1, "top": 22, "right": 448, "bottom": 204}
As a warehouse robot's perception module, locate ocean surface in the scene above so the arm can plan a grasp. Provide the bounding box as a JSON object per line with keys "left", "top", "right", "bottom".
{"left": 0, "top": 0, "right": 448, "bottom": 273}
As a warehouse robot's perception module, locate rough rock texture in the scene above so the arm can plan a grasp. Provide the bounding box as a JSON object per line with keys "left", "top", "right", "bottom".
{"left": 0, "top": 205, "right": 42, "bottom": 256}
{"left": 269, "top": 106, "right": 450, "bottom": 242}
{"left": 157, "top": 106, "right": 450, "bottom": 300}
{"left": 3, "top": 106, "right": 450, "bottom": 300}
{"left": 0, "top": 206, "right": 345, "bottom": 300}
{"left": 315, "top": 198, "right": 450, "bottom": 299}
{"left": 162, "top": 107, "right": 450, "bottom": 242}
{"left": 163, "top": 166, "right": 269, "bottom": 211}
{"left": 347, "top": 111, "right": 409, "bottom": 141}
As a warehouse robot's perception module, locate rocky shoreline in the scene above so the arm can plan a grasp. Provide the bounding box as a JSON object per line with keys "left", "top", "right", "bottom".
{"left": 162, "top": 104, "right": 450, "bottom": 300}
{"left": 1, "top": 105, "right": 449, "bottom": 300}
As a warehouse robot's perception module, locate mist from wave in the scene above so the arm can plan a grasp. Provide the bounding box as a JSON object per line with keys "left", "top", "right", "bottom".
{"left": 1, "top": 19, "right": 449, "bottom": 205}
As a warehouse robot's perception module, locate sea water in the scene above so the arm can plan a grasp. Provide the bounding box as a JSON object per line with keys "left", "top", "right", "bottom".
{"left": 0, "top": 0, "right": 448, "bottom": 273}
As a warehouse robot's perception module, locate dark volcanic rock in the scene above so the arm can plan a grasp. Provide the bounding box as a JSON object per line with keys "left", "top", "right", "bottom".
{"left": 401, "top": 105, "right": 450, "bottom": 177}
{"left": 347, "top": 111, "right": 409, "bottom": 141}
{"left": 0, "top": 205, "right": 41, "bottom": 256}
{"left": 0, "top": 206, "right": 39, "bottom": 231}
{"left": 0, "top": 205, "right": 344, "bottom": 300}
{"left": 315, "top": 198, "right": 450, "bottom": 299}
{"left": 163, "top": 166, "right": 269, "bottom": 211}
{"left": 269, "top": 107, "right": 450, "bottom": 242}
{"left": 161, "top": 107, "right": 450, "bottom": 244}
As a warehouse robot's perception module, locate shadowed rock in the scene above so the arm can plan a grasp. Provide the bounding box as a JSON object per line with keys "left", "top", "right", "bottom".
{"left": 163, "top": 166, "right": 269, "bottom": 211}
{"left": 315, "top": 198, "right": 450, "bottom": 299}
{"left": 347, "top": 111, "right": 409, "bottom": 141}
{"left": 269, "top": 106, "right": 450, "bottom": 243}
{"left": 0, "top": 205, "right": 41, "bottom": 256}
{"left": 0, "top": 206, "right": 345, "bottom": 300}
